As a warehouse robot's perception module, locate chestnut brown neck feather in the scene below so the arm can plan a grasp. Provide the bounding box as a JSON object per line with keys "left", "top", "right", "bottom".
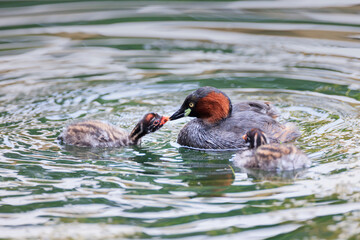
{"left": 196, "top": 91, "right": 231, "bottom": 124}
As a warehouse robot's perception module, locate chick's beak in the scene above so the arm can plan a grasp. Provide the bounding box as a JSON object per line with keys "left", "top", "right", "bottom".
{"left": 242, "top": 134, "right": 247, "bottom": 141}
{"left": 169, "top": 108, "right": 185, "bottom": 121}
{"left": 160, "top": 116, "right": 170, "bottom": 125}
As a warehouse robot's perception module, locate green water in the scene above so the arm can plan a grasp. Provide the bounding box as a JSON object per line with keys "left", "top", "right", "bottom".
{"left": 1, "top": 1, "right": 360, "bottom": 239}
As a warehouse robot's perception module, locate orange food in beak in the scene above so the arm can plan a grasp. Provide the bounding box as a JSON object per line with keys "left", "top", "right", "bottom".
{"left": 242, "top": 134, "right": 247, "bottom": 141}
{"left": 160, "top": 116, "right": 170, "bottom": 125}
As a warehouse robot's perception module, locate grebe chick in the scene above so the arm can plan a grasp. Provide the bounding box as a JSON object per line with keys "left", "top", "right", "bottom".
{"left": 58, "top": 113, "right": 169, "bottom": 148}
{"left": 233, "top": 128, "right": 311, "bottom": 171}
{"left": 242, "top": 128, "right": 269, "bottom": 149}
{"left": 169, "top": 86, "right": 300, "bottom": 150}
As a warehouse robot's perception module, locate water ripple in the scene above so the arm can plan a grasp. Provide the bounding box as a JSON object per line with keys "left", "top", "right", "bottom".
{"left": 1, "top": 1, "right": 360, "bottom": 239}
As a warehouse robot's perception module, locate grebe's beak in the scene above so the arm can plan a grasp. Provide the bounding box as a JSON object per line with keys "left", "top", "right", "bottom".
{"left": 160, "top": 116, "right": 170, "bottom": 125}
{"left": 169, "top": 107, "right": 187, "bottom": 121}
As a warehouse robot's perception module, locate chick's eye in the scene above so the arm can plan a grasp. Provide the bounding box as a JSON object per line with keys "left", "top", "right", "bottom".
{"left": 153, "top": 120, "right": 160, "bottom": 125}
{"left": 189, "top": 102, "right": 194, "bottom": 108}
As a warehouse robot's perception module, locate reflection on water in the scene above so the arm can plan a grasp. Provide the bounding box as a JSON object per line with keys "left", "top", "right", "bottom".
{"left": 1, "top": 0, "right": 360, "bottom": 239}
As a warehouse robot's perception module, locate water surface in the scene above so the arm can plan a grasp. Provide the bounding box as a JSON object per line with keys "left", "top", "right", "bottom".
{"left": 1, "top": 1, "right": 360, "bottom": 239}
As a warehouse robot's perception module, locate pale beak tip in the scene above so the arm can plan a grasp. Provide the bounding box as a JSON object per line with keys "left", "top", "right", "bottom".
{"left": 161, "top": 116, "right": 170, "bottom": 125}
{"left": 242, "top": 134, "right": 247, "bottom": 141}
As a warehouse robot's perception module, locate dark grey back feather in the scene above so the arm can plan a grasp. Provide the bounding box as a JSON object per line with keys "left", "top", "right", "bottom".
{"left": 177, "top": 107, "right": 299, "bottom": 150}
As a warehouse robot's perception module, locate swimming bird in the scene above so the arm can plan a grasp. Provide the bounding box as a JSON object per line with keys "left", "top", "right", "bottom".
{"left": 169, "top": 86, "right": 300, "bottom": 149}
{"left": 58, "top": 113, "right": 169, "bottom": 148}
{"left": 233, "top": 128, "right": 311, "bottom": 171}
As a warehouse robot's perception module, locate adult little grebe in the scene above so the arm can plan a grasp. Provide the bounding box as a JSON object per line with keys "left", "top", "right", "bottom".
{"left": 233, "top": 128, "right": 311, "bottom": 171}
{"left": 58, "top": 113, "right": 169, "bottom": 148}
{"left": 169, "top": 86, "right": 300, "bottom": 149}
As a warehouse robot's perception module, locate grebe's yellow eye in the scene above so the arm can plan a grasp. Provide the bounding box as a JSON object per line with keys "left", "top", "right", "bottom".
{"left": 189, "top": 102, "right": 194, "bottom": 108}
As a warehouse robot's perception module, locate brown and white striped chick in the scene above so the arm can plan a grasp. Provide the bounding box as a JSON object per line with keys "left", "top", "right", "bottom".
{"left": 233, "top": 128, "right": 311, "bottom": 171}
{"left": 58, "top": 113, "right": 169, "bottom": 148}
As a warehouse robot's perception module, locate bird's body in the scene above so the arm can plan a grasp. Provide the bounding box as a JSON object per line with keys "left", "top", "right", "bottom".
{"left": 59, "top": 120, "right": 132, "bottom": 148}
{"left": 234, "top": 143, "right": 311, "bottom": 171}
{"left": 58, "top": 113, "right": 169, "bottom": 148}
{"left": 170, "top": 87, "right": 300, "bottom": 150}
{"left": 233, "top": 128, "right": 310, "bottom": 171}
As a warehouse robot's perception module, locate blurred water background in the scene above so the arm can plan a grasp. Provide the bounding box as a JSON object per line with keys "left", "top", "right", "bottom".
{"left": 1, "top": 0, "right": 360, "bottom": 239}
